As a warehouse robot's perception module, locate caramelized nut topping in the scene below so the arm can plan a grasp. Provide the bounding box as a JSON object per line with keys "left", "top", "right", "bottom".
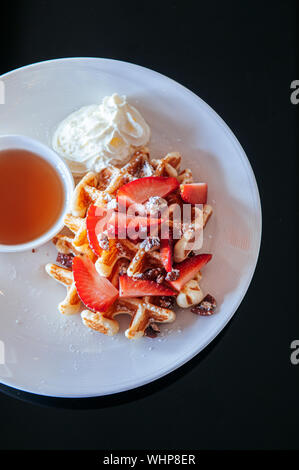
{"left": 56, "top": 253, "right": 74, "bottom": 269}
{"left": 165, "top": 269, "right": 180, "bottom": 281}
{"left": 119, "top": 265, "right": 128, "bottom": 276}
{"left": 145, "top": 323, "right": 160, "bottom": 338}
{"left": 158, "top": 296, "right": 176, "bottom": 309}
{"left": 191, "top": 294, "right": 217, "bottom": 316}
{"left": 140, "top": 236, "right": 160, "bottom": 252}
{"left": 135, "top": 267, "right": 165, "bottom": 282}
{"left": 98, "top": 233, "right": 109, "bottom": 250}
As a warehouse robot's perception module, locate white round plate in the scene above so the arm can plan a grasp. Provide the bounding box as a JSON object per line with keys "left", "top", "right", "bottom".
{"left": 0, "top": 58, "right": 261, "bottom": 398}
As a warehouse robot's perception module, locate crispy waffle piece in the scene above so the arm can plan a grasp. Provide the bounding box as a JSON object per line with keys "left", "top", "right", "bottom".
{"left": 173, "top": 207, "right": 203, "bottom": 262}
{"left": 83, "top": 180, "right": 117, "bottom": 209}
{"left": 151, "top": 152, "right": 181, "bottom": 177}
{"left": 166, "top": 189, "right": 184, "bottom": 208}
{"left": 95, "top": 238, "right": 138, "bottom": 277}
{"left": 53, "top": 234, "right": 81, "bottom": 256}
{"left": 47, "top": 234, "right": 88, "bottom": 316}
{"left": 63, "top": 214, "right": 96, "bottom": 261}
{"left": 74, "top": 169, "right": 118, "bottom": 214}
{"left": 95, "top": 236, "right": 163, "bottom": 280}
{"left": 105, "top": 148, "right": 153, "bottom": 192}
{"left": 127, "top": 250, "right": 162, "bottom": 278}
{"left": 108, "top": 259, "right": 130, "bottom": 288}
{"left": 71, "top": 172, "right": 98, "bottom": 217}
{"left": 173, "top": 204, "right": 213, "bottom": 263}
{"left": 81, "top": 297, "right": 176, "bottom": 339}
{"left": 71, "top": 148, "right": 152, "bottom": 217}
{"left": 45, "top": 263, "right": 81, "bottom": 315}
{"left": 64, "top": 213, "right": 86, "bottom": 247}
{"left": 203, "top": 204, "right": 213, "bottom": 226}
{"left": 177, "top": 168, "right": 193, "bottom": 184}
{"left": 126, "top": 237, "right": 161, "bottom": 277}
{"left": 176, "top": 272, "right": 204, "bottom": 308}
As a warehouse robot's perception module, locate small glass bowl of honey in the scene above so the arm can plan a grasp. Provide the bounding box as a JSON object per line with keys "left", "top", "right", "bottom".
{"left": 0, "top": 135, "right": 74, "bottom": 252}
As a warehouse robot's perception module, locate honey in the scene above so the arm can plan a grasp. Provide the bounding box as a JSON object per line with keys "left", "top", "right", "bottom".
{"left": 0, "top": 149, "right": 64, "bottom": 245}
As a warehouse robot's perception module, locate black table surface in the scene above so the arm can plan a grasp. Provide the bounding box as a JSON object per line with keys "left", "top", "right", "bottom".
{"left": 0, "top": 0, "right": 297, "bottom": 450}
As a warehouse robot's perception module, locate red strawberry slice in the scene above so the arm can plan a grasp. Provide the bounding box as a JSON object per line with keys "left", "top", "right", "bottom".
{"left": 119, "top": 275, "right": 176, "bottom": 298}
{"left": 117, "top": 176, "right": 179, "bottom": 208}
{"left": 86, "top": 204, "right": 109, "bottom": 256}
{"left": 167, "top": 253, "right": 212, "bottom": 291}
{"left": 180, "top": 183, "right": 208, "bottom": 204}
{"left": 73, "top": 256, "right": 118, "bottom": 312}
{"left": 160, "top": 237, "right": 173, "bottom": 272}
{"left": 107, "top": 212, "right": 162, "bottom": 240}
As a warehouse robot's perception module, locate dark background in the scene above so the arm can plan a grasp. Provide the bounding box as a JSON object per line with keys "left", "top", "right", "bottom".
{"left": 0, "top": 0, "right": 297, "bottom": 450}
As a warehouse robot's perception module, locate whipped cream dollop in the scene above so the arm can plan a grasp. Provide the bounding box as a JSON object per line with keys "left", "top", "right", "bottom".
{"left": 52, "top": 93, "right": 151, "bottom": 174}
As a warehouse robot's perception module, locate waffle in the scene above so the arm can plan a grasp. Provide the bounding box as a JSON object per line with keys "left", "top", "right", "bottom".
{"left": 46, "top": 147, "right": 213, "bottom": 338}
{"left": 173, "top": 205, "right": 212, "bottom": 262}
{"left": 81, "top": 297, "right": 175, "bottom": 339}
{"left": 45, "top": 262, "right": 81, "bottom": 315}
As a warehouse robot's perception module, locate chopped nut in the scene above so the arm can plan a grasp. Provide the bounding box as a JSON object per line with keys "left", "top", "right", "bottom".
{"left": 156, "top": 273, "right": 165, "bottom": 284}
{"left": 140, "top": 236, "right": 160, "bottom": 252}
{"left": 136, "top": 267, "right": 165, "bottom": 281}
{"left": 191, "top": 294, "right": 217, "bottom": 316}
{"left": 119, "top": 265, "right": 128, "bottom": 276}
{"left": 158, "top": 296, "right": 176, "bottom": 309}
{"left": 145, "top": 323, "right": 160, "bottom": 338}
{"left": 56, "top": 252, "right": 74, "bottom": 269}
{"left": 165, "top": 269, "right": 180, "bottom": 281}
{"left": 98, "top": 233, "right": 109, "bottom": 250}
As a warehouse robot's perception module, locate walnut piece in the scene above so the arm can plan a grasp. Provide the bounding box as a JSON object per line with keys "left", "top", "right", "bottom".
{"left": 135, "top": 267, "right": 165, "bottom": 282}
{"left": 191, "top": 294, "right": 217, "bottom": 316}
{"left": 140, "top": 236, "right": 160, "bottom": 252}
{"left": 56, "top": 253, "right": 74, "bottom": 269}
{"left": 98, "top": 232, "right": 109, "bottom": 250}
{"left": 158, "top": 296, "right": 176, "bottom": 309}
{"left": 165, "top": 269, "right": 180, "bottom": 281}
{"left": 145, "top": 323, "right": 160, "bottom": 338}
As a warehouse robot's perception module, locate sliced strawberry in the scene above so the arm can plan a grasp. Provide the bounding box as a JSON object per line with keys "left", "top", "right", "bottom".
{"left": 107, "top": 212, "right": 162, "bottom": 240}
{"left": 160, "top": 236, "right": 173, "bottom": 272}
{"left": 117, "top": 176, "right": 179, "bottom": 207}
{"left": 119, "top": 275, "right": 176, "bottom": 298}
{"left": 73, "top": 256, "right": 118, "bottom": 312}
{"left": 167, "top": 253, "right": 212, "bottom": 291}
{"left": 86, "top": 204, "right": 109, "bottom": 256}
{"left": 180, "top": 183, "right": 208, "bottom": 204}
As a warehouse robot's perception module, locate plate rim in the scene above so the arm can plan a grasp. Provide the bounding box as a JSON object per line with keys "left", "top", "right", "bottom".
{"left": 0, "top": 57, "right": 262, "bottom": 398}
